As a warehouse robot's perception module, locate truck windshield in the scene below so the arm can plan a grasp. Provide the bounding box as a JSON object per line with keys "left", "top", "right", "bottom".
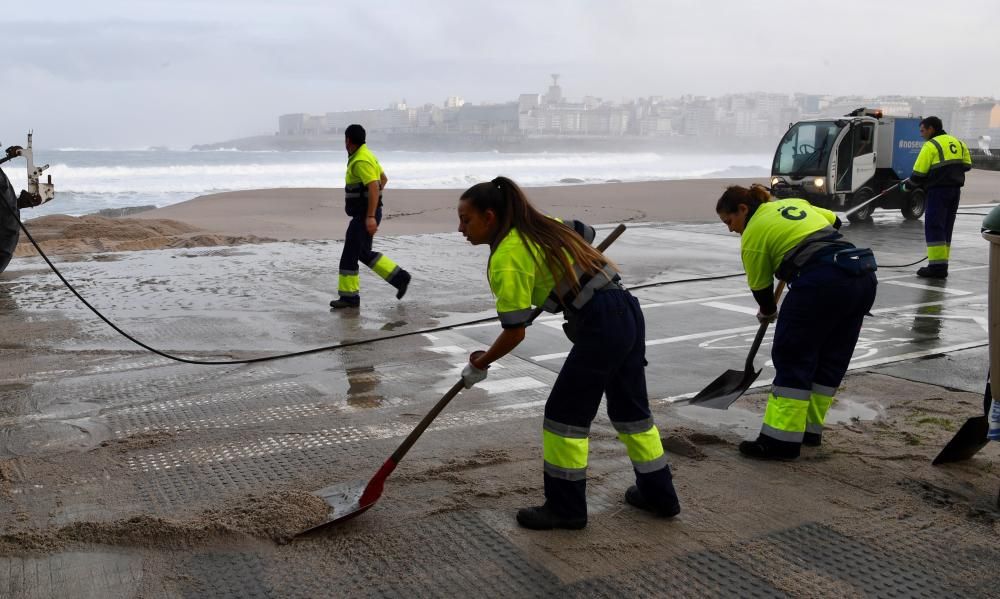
{"left": 772, "top": 121, "right": 843, "bottom": 177}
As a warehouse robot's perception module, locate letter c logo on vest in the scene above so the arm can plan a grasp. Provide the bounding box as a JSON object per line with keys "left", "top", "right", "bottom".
{"left": 949, "top": 142, "right": 958, "bottom": 154}
{"left": 780, "top": 206, "right": 807, "bottom": 221}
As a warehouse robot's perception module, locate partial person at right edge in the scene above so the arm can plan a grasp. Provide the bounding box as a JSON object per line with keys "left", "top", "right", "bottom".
{"left": 908, "top": 116, "right": 972, "bottom": 279}
{"left": 330, "top": 124, "right": 411, "bottom": 309}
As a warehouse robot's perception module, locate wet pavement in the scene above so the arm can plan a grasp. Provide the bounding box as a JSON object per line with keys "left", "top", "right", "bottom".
{"left": 0, "top": 207, "right": 998, "bottom": 597}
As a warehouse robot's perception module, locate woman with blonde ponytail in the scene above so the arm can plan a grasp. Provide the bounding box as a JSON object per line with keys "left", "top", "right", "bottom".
{"left": 458, "top": 176, "right": 680, "bottom": 530}
{"left": 716, "top": 184, "right": 877, "bottom": 461}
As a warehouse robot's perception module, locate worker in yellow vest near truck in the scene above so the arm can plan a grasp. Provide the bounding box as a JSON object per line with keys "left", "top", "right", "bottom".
{"left": 716, "top": 185, "right": 878, "bottom": 460}
{"left": 909, "top": 116, "right": 973, "bottom": 279}
{"left": 330, "top": 124, "right": 411, "bottom": 309}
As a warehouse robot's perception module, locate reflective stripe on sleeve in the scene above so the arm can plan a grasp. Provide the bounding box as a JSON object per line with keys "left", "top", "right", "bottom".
{"left": 498, "top": 308, "right": 534, "bottom": 328}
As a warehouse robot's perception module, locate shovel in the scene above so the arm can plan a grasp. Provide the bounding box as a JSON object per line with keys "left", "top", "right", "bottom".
{"left": 685, "top": 281, "right": 785, "bottom": 410}
{"left": 932, "top": 376, "right": 992, "bottom": 465}
{"left": 300, "top": 379, "right": 467, "bottom": 534}
{"left": 298, "top": 224, "right": 627, "bottom": 535}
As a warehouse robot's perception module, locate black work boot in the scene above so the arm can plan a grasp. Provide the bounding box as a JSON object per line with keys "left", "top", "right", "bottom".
{"left": 625, "top": 485, "right": 680, "bottom": 518}
{"left": 516, "top": 504, "right": 587, "bottom": 530}
{"left": 330, "top": 297, "right": 360, "bottom": 309}
{"left": 803, "top": 432, "right": 823, "bottom": 447}
{"left": 394, "top": 270, "right": 411, "bottom": 300}
{"left": 738, "top": 435, "right": 800, "bottom": 461}
{"left": 916, "top": 265, "right": 948, "bottom": 279}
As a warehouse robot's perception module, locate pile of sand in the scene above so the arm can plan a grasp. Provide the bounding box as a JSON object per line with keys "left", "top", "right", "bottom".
{"left": 0, "top": 489, "right": 330, "bottom": 555}
{"left": 14, "top": 214, "right": 274, "bottom": 257}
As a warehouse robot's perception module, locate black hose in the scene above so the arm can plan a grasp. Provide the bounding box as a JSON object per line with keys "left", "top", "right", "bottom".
{"left": 6, "top": 203, "right": 930, "bottom": 365}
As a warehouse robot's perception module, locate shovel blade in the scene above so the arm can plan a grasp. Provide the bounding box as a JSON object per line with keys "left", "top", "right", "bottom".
{"left": 687, "top": 368, "right": 762, "bottom": 410}
{"left": 297, "top": 479, "right": 374, "bottom": 535}
{"left": 932, "top": 416, "right": 990, "bottom": 465}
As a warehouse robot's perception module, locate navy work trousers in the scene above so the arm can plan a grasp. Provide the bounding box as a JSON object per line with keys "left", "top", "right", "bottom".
{"left": 924, "top": 186, "right": 961, "bottom": 266}
{"left": 543, "top": 289, "right": 678, "bottom": 519}
{"left": 771, "top": 265, "right": 877, "bottom": 415}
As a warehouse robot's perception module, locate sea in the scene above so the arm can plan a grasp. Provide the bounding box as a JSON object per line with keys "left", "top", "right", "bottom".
{"left": 3, "top": 149, "right": 772, "bottom": 219}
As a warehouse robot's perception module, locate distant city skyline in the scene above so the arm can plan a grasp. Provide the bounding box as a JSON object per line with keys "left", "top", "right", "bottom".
{"left": 3, "top": 0, "right": 998, "bottom": 148}
{"left": 276, "top": 78, "right": 1000, "bottom": 146}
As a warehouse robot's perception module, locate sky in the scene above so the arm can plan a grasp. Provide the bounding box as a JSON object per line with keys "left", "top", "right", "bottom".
{"left": 2, "top": 0, "right": 997, "bottom": 148}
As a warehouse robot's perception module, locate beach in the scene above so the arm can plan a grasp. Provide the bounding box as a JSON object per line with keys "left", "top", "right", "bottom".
{"left": 13, "top": 170, "right": 1000, "bottom": 255}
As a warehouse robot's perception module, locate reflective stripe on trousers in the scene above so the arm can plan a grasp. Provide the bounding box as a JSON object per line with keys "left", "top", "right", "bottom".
{"left": 806, "top": 383, "right": 836, "bottom": 434}
{"left": 924, "top": 187, "right": 960, "bottom": 267}
{"left": 338, "top": 270, "right": 360, "bottom": 297}
{"left": 542, "top": 418, "right": 589, "bottom": 481}
{"left": 761, "top": 385, "right": 810, "bottom": 443}
{"left": 611, "top": 418, "right": 668, "bottom": 474}
{"left": 365, "top": 252, "right": 400, "bottom": 282}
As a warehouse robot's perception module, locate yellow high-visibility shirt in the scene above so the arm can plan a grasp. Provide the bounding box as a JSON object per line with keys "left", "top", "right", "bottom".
{"left": 740, "top": 199, "right": 837, "bottom": 290}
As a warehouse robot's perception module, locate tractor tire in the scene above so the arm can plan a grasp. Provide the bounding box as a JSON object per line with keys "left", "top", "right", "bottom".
{"left": 901, "top": 188, "right": 926, "bottom": 220}
{"left": 0, "top": 166, "right": 20, "bottom": 274}
{"left": 846, "top": 188, "right": 875, "bottom": 223}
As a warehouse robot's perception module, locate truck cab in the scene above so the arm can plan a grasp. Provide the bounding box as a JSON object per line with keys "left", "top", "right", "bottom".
{"left": 770, "top": 108, "right": 926, "bottom": 222}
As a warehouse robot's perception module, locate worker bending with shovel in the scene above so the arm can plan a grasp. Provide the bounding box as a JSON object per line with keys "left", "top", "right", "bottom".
{"left": 458, "top": 176, "right": 680, "bottom": 530}
{"left": 716, "top": 185, "right": 877, "bottom": 460}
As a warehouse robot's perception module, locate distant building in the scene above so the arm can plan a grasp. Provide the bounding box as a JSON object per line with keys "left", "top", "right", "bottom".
{"left": 276, "top": 87, "right": 998, "bottom": 144}
{"left": 278, "top": 113, "right": 327, "bottom": 135}
{"left": 952, "top": 102, "right": 1000, "bottom": 140}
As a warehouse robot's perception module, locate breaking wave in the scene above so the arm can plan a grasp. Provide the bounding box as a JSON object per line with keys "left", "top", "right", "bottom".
{"left": 8, "top": 149, "right": 770, "bottom": 217}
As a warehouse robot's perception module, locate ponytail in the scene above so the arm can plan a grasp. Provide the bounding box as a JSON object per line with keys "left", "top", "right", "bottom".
{"left": 460, "top": 176, "right": 609, "bottom": 294}
{"left": 716, "top": 184, "right": 771, "bottom": 215}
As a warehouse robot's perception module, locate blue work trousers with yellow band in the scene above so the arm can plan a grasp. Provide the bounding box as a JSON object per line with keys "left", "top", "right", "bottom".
{"left": 542, "top": 288, "right": 679, "bottom": 520}
{"left": 924, "top": 186, "right": 961, "bottom": 268}
{"left": 761, "top": 264, "right": 877, "bottom": 456}
{"left": 337, "top": 207, "right": 406, "bottom": 304}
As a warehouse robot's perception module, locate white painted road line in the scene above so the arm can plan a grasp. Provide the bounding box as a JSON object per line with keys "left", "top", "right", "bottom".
{"left": 531, "top": 294, "right": 986, "bottom": 363}
{"left": 531, "top": 325, "right": 761, "bottom": 361}
{"left": 883, "top": 280, "right": 972, "bottom": 295}
{"left": 869, "top": 294, "right": 987, "bottom": 314}
{"left": 478, "top": 376, "right": 548, "bottom": 394}
{"left": 424, "top": 345, "right": 468, "bottom": 355}
{"left": 700, "top": 301, "right": 759, "bottom": 315}
{"left": 657, "top": 340, "right": 988, "bottom": 405}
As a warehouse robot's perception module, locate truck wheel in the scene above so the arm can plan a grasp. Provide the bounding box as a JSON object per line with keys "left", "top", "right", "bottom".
{"left": 846, "top": 188, "right": 875, "bottom": 223}
{"left": 901, "top": 189, "right": 926, "bottom": 220}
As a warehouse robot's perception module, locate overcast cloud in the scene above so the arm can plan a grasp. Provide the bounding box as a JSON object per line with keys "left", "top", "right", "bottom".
{"left": 2, "top": 0, "right": 997, "bottom": 148}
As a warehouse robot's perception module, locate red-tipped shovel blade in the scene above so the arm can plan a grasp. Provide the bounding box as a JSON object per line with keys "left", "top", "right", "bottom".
{"left": 298, "top": 458, "right": 397, "bottom": 535}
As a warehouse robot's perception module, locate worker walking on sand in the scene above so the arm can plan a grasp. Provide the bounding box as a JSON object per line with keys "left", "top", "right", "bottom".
{"left": 330, "top": 124, "right": 411, "bottom": 309}
{"left": 909, "top": 116, "right": 972, "bottom": 279}
{"left": 458, "top": 176, "right": 680, "bottom": 530}
{"left": 716, "top": 184, "right": 877, "bottom": 460}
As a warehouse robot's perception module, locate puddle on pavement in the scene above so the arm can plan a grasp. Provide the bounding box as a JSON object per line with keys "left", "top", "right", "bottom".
{"left": 672, "top": 395, "right": 883, "bottom": 437}
{"left": 0, "top": 417, "right": 112, "bottom": 459}
{"left": 346, "top": 366, "right": 384, "bottom": 408}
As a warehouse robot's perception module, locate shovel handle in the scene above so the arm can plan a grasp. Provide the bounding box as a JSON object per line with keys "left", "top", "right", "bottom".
{"left": 391, "top": 380, "right": 465, "bottom": 463}
{"left": 392, "top": 224, "right": 628, "bottom": 466}
{"left": 744, "top": 281, "right": 786, "bottom": 371}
